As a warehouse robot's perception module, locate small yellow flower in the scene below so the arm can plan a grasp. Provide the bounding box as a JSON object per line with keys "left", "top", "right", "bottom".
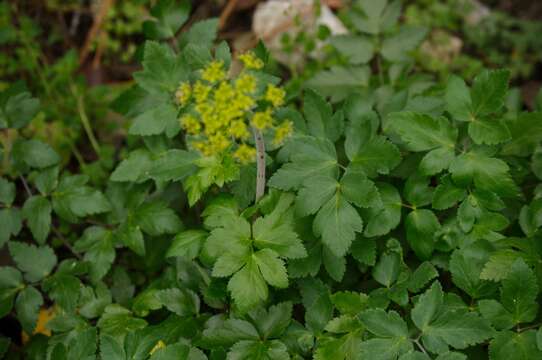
{"left": 150, "top": 340, "right": 166, "bottom": 355}
{"left": 251, "top": 109, "right": 273, "bottom": 130}
{"left": 235, "top": 73, "right": 257, "bottom": 94}
{"left": 214, "top": 81, "right": 235, "bottom": 103}
{"left": 175, "top": 82, "right": 191, "bottom": 106}
{"left": 234, "top": 144, "right": 257, "bottom": 164}
{"left": 202, "top": 60, "right": 226, "bottom": 83}
{"left": 191, "top": 141, "right": 209, "bottom": 156}
{"left": 209, "top": 133, "right": 231, "bottom": 153}
{"left": 180, "top": 114, "right": 201, "bottom": 135}
{"left": 238, "top": 51, "right": 264, "bottom": 70}
{"left": 265, "top": 84, "right": 285, "bottom": 107}
{"left": 273, "top": 120, "right": 293, "bottom": 145}
{"left": 229, "top": 119, "right": 250, "bottom": 139}
{"left": 233, "top": 93, "right": 255, "bottom": 111}
{"left": 193, "top": 81, "right": 212, "bottom": 104}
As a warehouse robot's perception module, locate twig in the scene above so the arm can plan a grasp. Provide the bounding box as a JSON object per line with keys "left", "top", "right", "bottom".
{"left": 219, "top": 0, "right": 240, "bottom": 30}
{"left": 253, "top": 128, "right": 266, "bottom": 203}
{"left": 79, "top": 0, "right": 115, "bottom": 65}
{"left": 19, "top": 176, "right": 82, "bottom": 260}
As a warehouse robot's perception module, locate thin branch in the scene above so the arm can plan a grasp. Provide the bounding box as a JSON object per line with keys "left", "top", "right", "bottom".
{"left": 79, "top": 0, "right": 115, "bottom": 65}
{"left": 219, "top": 0, "right": 239, "bottom": 30}
{"left": 253, "top": 127, "right": 266, "bottom": 203}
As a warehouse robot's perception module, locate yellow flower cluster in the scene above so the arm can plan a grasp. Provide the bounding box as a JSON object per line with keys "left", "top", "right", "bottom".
{"left": 201, "top": 60, "right": 226, "bottom": 83}
{"left": 238, "top": 52, "right": 264, "bottom": 70}
{"left": 175, "top": 51, "right": 292, "bottom": 164}
{"left": 265, "top": 84, "right": 285, "bottom": 107}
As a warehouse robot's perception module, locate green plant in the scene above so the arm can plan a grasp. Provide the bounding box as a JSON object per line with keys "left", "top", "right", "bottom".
{"left": 2, "top": 6, "right": 542, "bottom": 360}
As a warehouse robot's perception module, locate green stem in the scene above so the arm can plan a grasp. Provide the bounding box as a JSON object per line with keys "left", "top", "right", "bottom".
{"left": 253, "top": 127, "right": 266, "bottom": 203}
{"left": 70, "top": 83, "right": 101, "bottom": 156}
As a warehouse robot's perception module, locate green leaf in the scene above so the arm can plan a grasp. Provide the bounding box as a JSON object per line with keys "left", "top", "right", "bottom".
{"left": 478, "top": 299, "right": 514, "bottom": 330}
{"left": 43, "top": 274, "right": 81, "bottom": 313}
{"left": 331, "top": 291, "right": 368, "bottom": 315}
{"left": 363, "top": 182, "right": 402, "bottom": 237}
{"left": 500, "top": 258, "right": 539, "bottom": 324}
{"left": 22, "top": 196, "right": 51, "bottom": 244}
{"left": 388, "top": 112, "right": 457, "bottom": 152}
{"left": 52, "top": 175, "right": 111, "bottom": 222}
{"left": 269, "top": 136, "right": 338, "bottom": 191}
{"left": 445, "top": 75, "right": 472, "bottom": 122}
{"left": 9, "top": 242, "right": 57, "bottom": 282}
{"left": 351, "top": 237, "right": 376, "bottom": 266}
{"left": 449, "top": 150, "right": 519, "bottom": 198}
{"left": 313, "top": 193, "right": 363, "bottom": 257}
{"left": 136, "top": 202, "right": 182, "bottom": 236}
{"left": 179, "top": 18, "right": 219, "bottom": 50}
{"left": 0, "top": 267, "right": 23, "bottom": 318}
{"left": 359, "top": 338, "right": 412, "bottom": 360}
{"left": 75, "top": 226, "right": 115, "bottom": 281}
{"left": 419, "top": 147, "right": 455, "bottom": 176}
{"left": 323, "top": 245, "right": 346, "bottom": 282}
{"left": 381, "top": 26, "right": 427, "bottom": 62}
{"left": 489, "top": 330, "right": 542, "bottom": 360}
{"left": 424, "top": 311, "right": 493, "bottom": 349}
{"left": 97, "top": 305, "right": 147, "bottom": 341}
{"left": 118, "top": 223, "right": 145, "bottom": 256}
{"left": 133, "top": 41, "right": 188, "bottom": 95}
{"left": 306, "top": 66, "right": 370, "bottom": 103}
{"left": 34, "top": 166, "right": 59, "bottom": 195}
{"left": 341, "top": 171, "right": 381, "bottom": 208}
{"left": 412, "top": 282, "right": 443, "bottom": 331}
{"left": 201, "top": 318, "right": 259, "bottom": 348}
{"left": 166, "top": 230, "right": 207, "bottom": 259}
{"left": 330, "top": 35, "right": 374, "bottom": 64}
{"left": 351, "top": 0, "right": 401, "bottom": 35}
{"left": 155, "top": 288, "right": 200, "bottom": 316}
{"left": 0, "top": 208, "right": 22, "bottom": 247}
{"left": 0, "top": 178, "right": 15, "bottom": 206}
{"left": 253, "top": 301, "right": 292, "bottom": 339}
{"left": 128, "top": 104, "right": 177, "bottom": 136}
{"left": 0, "top": 90, "right": 40, "bottom": 129}
{"left": 303, "top": 89, "right": 335, "bottom": 141}
{"left": 143, "top": 0, "right": 190, "bottom": 39}
{"left": 471, "top": 69, "right": 510, "bottom": 117}
{"left": 405, "top": 209, "right": 440, "bottom": 260}
{"left": 100, "top": 334, "right": 126, "bottom": 360}
{"left": 468, "top": 118, "right": 510, "bottom": 145}
{"left": 15, "top": 286, "right": 43, "bottom": 334}
{"left": 150, "top": 343, "right": 190, "bottom": 360}
{"left": 296, "top": 176, "right": 338, "bottom": 217}
{"left": 501, "top": 112, "right": 542, "bottom": 156}
{"left": 147, "top": 149, "right": 198, "bottom": 182}
{"left": 350, "top": 136, "right": 401, "bottom": 178}
{"left": 449, "top": 247, "right": 497, "bottom": 299}
{"left": 407, "top": 262, "right": 439, "bottom": 293}
{"left": 432, "top": 176, "right": 466, "bottom": 210}
{"left": 373, "top": 252, "right": 401, "bottom": 288}
{"left": 299, "top": 278, "right": 333, "bottom": 333}
{"left": 110, "top": 149, "right": 153, "bottom": 182}
{"left": 14, "top": 139, "right": 60, "bottom": 169}
{"left": 253, "top": 249, "right": 288, "bottom": 288}
{"left": 360, "top": 308, "right": 409, "bottom": 338}
{"left": 227, "top": 258, "right": 268, "bottom": 312}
